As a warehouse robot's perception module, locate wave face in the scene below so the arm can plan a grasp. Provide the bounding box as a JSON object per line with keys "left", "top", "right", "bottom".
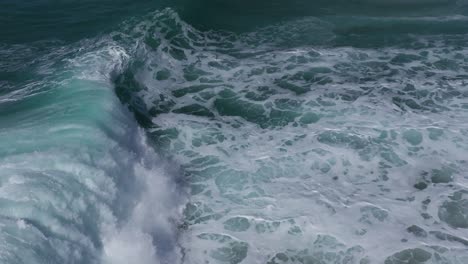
{"left": 0, "top": 36, "right": 185, "bottom": 264}
{"left": 1, "top": 1, "right": 468, "bottom": 264}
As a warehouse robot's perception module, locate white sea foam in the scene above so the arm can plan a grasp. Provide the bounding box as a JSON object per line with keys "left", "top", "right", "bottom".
{"left": 113, "top": 9, "right": 468, "bottom": 263}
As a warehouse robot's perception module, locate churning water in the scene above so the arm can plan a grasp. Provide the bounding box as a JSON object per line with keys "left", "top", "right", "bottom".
{"left": 1, "top": 1, "right": 468, "bottom": 263}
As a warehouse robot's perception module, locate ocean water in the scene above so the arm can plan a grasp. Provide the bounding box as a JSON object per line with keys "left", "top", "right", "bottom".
{"left": 1, "top": 1, "right": 468, "bottom": 263}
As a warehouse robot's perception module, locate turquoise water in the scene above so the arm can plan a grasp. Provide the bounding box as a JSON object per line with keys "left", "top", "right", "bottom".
{"left": 1, "top": 1, "right": 468, "bottom": 263}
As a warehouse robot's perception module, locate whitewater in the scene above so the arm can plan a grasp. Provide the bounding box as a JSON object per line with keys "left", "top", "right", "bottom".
{"left": 1, "top": 1, "right": 468, "bottom": 264}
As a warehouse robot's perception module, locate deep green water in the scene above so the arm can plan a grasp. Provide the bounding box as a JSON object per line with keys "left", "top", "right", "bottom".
{"left": 1, "top": 1, "right": 468, "bottom": 263}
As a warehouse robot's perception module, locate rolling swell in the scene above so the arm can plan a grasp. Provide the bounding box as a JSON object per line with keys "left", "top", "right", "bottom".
{"left": 175, "top": 0, "right": 468, "bottom": 31}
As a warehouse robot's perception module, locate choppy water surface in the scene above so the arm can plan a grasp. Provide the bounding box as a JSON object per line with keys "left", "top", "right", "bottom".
{"left": 1, "top": 1, "right": 468, "bottom": 264}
